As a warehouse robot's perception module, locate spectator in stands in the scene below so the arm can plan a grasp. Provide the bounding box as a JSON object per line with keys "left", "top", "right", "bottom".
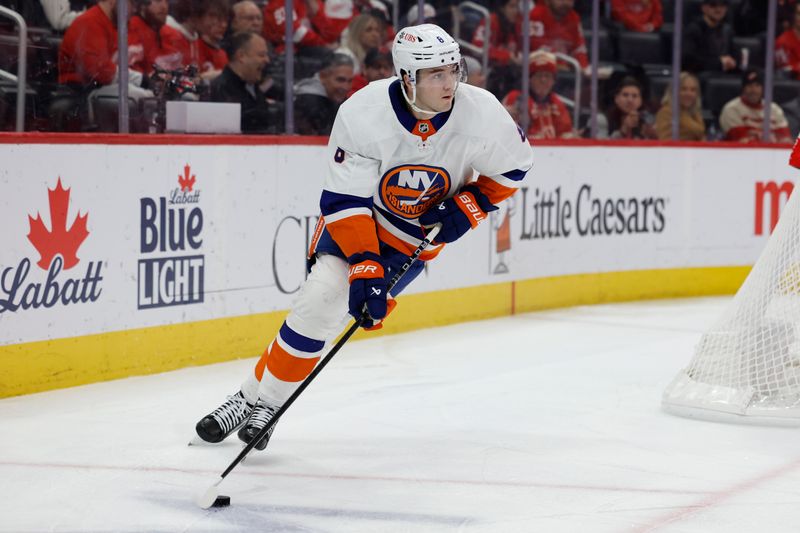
{"left": 405, "top": 2, "right": 436, "bottom": 25}
{"left": 348, "top": 47, "right": 393, "bottom": 95}
{"left": 720, "top": 69, "right": 793, "bottom": 143}
{"left": 682, "top": 0, "right": 737, "bottom": 74}
{"left": 464, "top": 56, "right": 487, "bottom": 89}
{"left": 211, "top": 32, "right": 280, "bottom": 133}
{"left": 39, "top": 0, "right": 86, "bottom": 31}
{"left": 262, "top": 0, "right": 341, "bottom": 53}
{"left": 58, "top": 0, "right": 152, "bottom": 95}
{"left": 197, "top": 0, "right": 230, "bottom": 78}
{"left": 230, "top": 1, "right": 263, "bottom": 34}
{"left": 129, "top": 0, "right": 182, "bottom": 75}
{"left": 294, "top": 52, "right": 354, "bottom": 135}
{"left": 611, "top": 0, "right": 663, "bottom": 33}
{"left": 473, "top": 0, "right": 522, "bottom": 96}
{"left": 502, "top": 51, "right": 575, "bottom": 139}
{"left": 337, "top": 12, "right": 386, "bottom": 75}
{"left": 776, "top": 3, "right": 800, "bottom": 79}
{"left": 598, "top": 76, "right": 657, "bottom": 139}
{"left": 166, "top": 0, "right": 202, "bottom": 70}
{"left": 654, "top": 72, "right": 706, "bottom": 141}
{"left": 529, "top": 0, "right": 589, "bottom": 71}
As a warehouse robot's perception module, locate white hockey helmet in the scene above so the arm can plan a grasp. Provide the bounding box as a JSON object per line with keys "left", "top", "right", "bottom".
{"left": 392, "top": 24, "right": 464, "bottom": 113}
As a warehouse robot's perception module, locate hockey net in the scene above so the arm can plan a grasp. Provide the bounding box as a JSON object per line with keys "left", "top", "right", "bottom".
{"left": 662, "top": 182, "right": 800, "bottom": 425}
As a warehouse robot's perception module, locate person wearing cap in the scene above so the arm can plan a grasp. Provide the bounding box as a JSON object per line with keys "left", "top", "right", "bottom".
{"left": 682, "top": 0, "right": 737, "bottom": 73}
{"left": 719, "top": 69, "right": 792, "bottom": 143}
{"left": 501, "top": 51, "right": 575, "bottom": 139}
{"left": 348, "top": 47, "right": 393, "bottom": 96}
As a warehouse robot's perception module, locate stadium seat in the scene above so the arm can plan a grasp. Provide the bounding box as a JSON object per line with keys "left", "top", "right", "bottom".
{"left": 617, "top": 32, "right": 666, "bottom": 66}
{"left": 704, "top": 75, "right": 742, "bottom": 117}
{"left": 47, "top": 87, "right": 86, "bottom": 132}
{"left": 661, "top": 0, "right": 675, "bottom": 23}
{"left": 0, "top": 81, "right": 40, "bottom": 130}
{"left": 584, "top": 28, "right": 614, "bottom": 62}
{"left": 773, "top": 79, "right": 800, "bottom": 105}
{"left": 732, "top": 35, "right": 764, "bottom": 68}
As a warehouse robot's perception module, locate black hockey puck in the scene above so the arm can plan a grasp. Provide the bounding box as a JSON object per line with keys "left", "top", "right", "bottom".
{"left": 212, "top": 495, "right": 231, "bottom": 507}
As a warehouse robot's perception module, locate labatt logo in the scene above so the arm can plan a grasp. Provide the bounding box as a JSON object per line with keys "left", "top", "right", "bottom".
{"left": 0, "top": 179, "right": 103, "bottom": 313}
{"left": 138, "top": 164, "right": 204, "bottom": 309}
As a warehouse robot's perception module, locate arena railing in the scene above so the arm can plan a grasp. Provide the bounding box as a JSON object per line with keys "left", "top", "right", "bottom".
{"left": 0, "top": 5, "right": 27, "bottom": 133}
{"left": 451, "top": 1, "right": 491, "bottom": 78}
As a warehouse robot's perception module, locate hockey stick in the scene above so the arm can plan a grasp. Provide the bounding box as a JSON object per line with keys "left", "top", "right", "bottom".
{"left": 195, "top": 224, "right": 441, "bottom": 509}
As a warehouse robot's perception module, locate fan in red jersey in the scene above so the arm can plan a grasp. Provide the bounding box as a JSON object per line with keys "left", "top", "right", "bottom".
{"left": 502, "top": 51, "right": 575, "bottom": 139}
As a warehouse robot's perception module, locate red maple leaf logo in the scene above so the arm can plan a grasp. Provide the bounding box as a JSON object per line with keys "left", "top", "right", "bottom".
{"left": 27, "top": 178, "right": 89, "bottom": 271}
{"left": 179, "top": 164, "right": 196, "bottom": 192}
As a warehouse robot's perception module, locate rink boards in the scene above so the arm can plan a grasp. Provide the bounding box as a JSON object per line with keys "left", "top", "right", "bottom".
{"left": 0, "top": 136, "right": 795, "bottom": 397}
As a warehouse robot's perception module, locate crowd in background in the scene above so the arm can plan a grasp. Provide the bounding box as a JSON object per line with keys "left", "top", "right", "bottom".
{"left": 0, "top": 0, "right": 798, "bottom": 142}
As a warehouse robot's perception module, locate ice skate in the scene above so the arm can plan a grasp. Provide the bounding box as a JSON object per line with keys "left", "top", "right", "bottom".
{"left": 237, "top": 400, "right": 279, "bottom": 451}
{"left": 195, "top": 391, "right": 253, "bottom": 443}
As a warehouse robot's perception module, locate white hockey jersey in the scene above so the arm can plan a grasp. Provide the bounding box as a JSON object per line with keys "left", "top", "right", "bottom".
{"left": 313, "top": 77, "right": 534, "bottom": 261}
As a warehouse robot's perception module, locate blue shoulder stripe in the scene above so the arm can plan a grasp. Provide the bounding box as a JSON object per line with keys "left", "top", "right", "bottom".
{"left": 501, "top": 168, "right": 528, "bottom": 182}
{"left": 320, "top": 190, "right": 373, "bottom": 216}
{"left": 279, "top": 322, "right": 325, "bottom": 353}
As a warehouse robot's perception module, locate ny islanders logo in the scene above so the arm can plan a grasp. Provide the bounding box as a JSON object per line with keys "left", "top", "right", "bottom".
{"left": 379, "top": 164, "right": 451, "bottom": 219}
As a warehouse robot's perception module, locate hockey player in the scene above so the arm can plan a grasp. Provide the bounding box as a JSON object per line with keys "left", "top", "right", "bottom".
{"left": 194, "top": 24, "right": 533, "bottom": 451}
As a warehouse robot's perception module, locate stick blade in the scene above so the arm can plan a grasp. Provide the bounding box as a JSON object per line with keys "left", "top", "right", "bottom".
{"left": 195, "top": 480, "right": 221, "bottom": 509}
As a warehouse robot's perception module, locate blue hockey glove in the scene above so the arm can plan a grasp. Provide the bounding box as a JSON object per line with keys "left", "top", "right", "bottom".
{"left": 418, "top": 184, "right": 498, "bottom": 243}
{"left": 347, "top": 252, "right": 388, "bottom": 328}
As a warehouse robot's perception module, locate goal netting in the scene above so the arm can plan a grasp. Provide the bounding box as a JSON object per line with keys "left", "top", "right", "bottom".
{"left": 662, "top": 183, "right": 800, "bottom": 425}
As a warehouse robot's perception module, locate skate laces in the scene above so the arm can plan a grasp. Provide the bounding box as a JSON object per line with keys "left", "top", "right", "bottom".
{"left": 248, "top": 402, "right": 278, "bottom": 430}
{"left": 212, "top": 392, "right": 251, "bottom": 433}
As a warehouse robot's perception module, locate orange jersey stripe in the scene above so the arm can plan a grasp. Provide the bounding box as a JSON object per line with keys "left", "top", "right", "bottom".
{"left": 475, "top": 175, "right": 519, "bottom": 205}
{"left": 264, "top": 341, "right": 320, "bottom": 383}
{"left": 325, "top": 213, "right": 380, "bottom": 257}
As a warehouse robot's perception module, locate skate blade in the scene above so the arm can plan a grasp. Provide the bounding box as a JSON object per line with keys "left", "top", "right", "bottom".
{"left": 188, "top": 435, "right": 219, "bottom": 447}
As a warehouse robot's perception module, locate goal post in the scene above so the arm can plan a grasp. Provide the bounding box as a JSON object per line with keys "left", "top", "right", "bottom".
{"left": 662, "top": 175, "right": 800, "bottom": 425}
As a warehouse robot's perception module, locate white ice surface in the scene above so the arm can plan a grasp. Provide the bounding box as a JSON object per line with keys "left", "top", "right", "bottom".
{"left": 3, "top": 297, "right": 800, "bottom": 533}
